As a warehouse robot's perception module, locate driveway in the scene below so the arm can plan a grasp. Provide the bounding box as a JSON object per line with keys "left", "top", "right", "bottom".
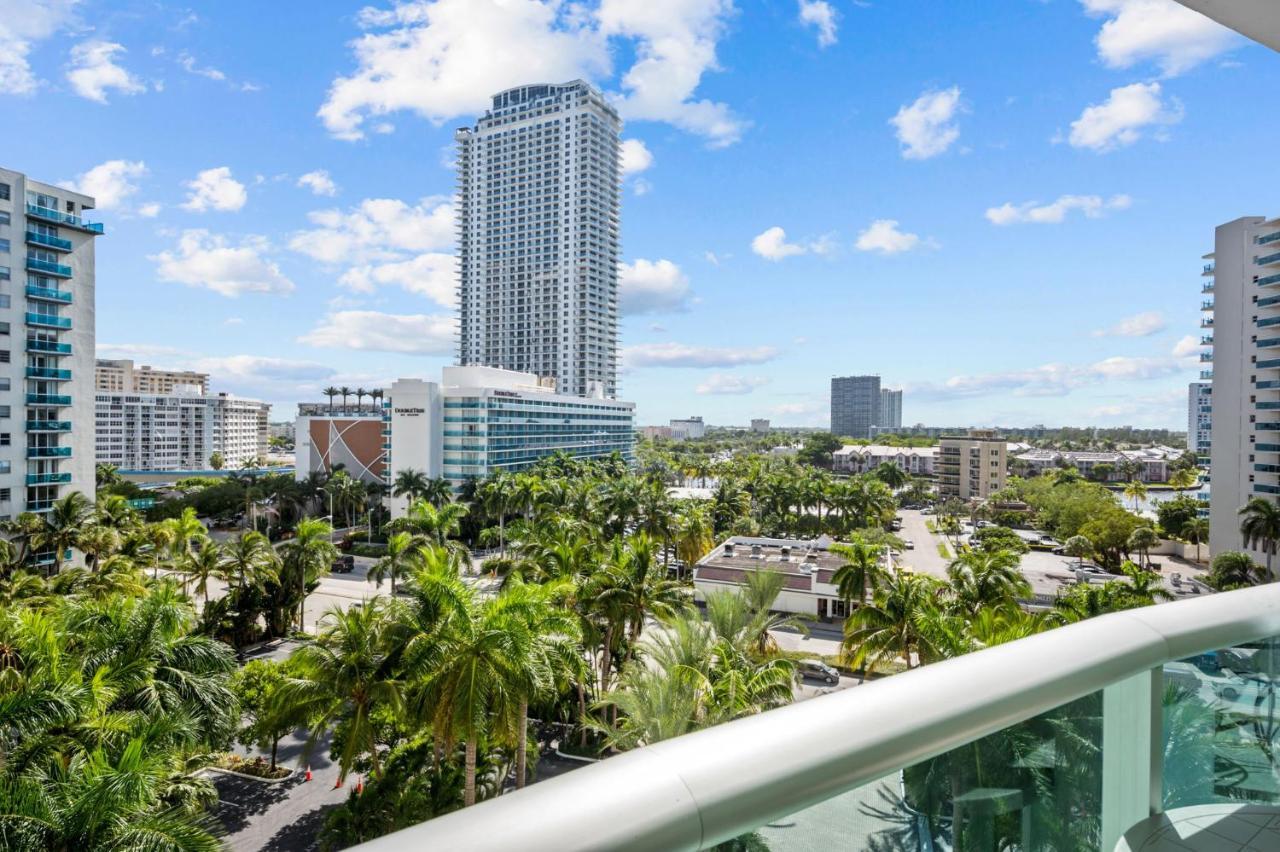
{"left": 894, "top": 509, "right": 952, "bottom": 578}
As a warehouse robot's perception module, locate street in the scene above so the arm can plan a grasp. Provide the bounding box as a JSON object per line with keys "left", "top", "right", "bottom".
{"left": 894, "top": 509, "right": 952, "bottom": 578}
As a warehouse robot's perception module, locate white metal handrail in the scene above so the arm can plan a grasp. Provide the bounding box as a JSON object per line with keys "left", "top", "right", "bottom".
{"left": 356, "top": 585, "right": 1280, "bottom": 852}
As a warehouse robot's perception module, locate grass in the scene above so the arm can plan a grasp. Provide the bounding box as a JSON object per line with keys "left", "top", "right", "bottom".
{"left": 936, "top": 541, "right": 952, "bottom": 560}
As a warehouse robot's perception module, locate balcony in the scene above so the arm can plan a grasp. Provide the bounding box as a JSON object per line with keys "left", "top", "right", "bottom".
{"left": 1261, "top": 231, "right": 1280, "bottom": 247}
{"left": 24, "top": 500, "right": 53, "bottom": 513}
{"left": 25, "top": 394, "right": 70, "bottom": 406}
{"left": 25, "top": 313, "right": 71, "bottom": 329}
{"left": 1200, "top": 370, "right": 1213, "bottom": 379}
{"left": 1200, "top": 334, "right": 1214, "bottom": 344}
{"left": 27, "top": 447, "right": 71, "bottom": 458}
{"left": 384, "top": 587, "right": 1280, "bottom": 852}
{"left": 25, "top": 204, "right": 104, "bottom": 234}
{"left": 1261, "top": 273, "right": 1280, "bottom": 288}
{"left": 1201, "top": 281, "right": 1214, "bottom": 293}
{"left": 25, "top": 285, "right": 72, "bottom": 304}
{"left": 1201, "top": 299, "right": 1214, "bottom": 311}
{"left": 24, "top": 231, "right": 72, "bottom": 251}
{"left": 25, "top": 257, "right": 71, "bottom": 278}
{"left": 26, "top": 339, "right": 71, "bottom": 355}
{"left": 1202, "top": 263, "right": 1215, "bottom": 275}
{"left": 1258, "top": 251, "right": 1280, "bottom": 267}
{"left": 1200, "top": 317, "right": 1213, "bottom": 328}
{"left": 25, "top": 367, "right": 70, "bottom": 381}
{"left": 25, "top": 420, "right": 71, "bottom": 432}
{"left": 1200, "top": 351, "right": 1214, "bottom": 361}
{"left": 26, "top": 472, "right": 71, "bottom": 485}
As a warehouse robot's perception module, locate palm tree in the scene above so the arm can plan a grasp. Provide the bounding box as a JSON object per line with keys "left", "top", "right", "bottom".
{"left": 1123, "top": 479, "right": 1148, "bottom": 511}
{"left": 1064, "top": 534, "right": 1093, "bottom": 567}
{"left": 161, "top": 506, "right": 208, "bottom": 581}
{"left": 1184, "top": 517, "right": 1209, "bottom": 563}
{"left": 36, "top": 491, "right": 92, "bottom": 574}
{"left": 370, "top": 531, "right": 417, "bottom": 596}
{"left": 338, "top": 386, "right": 352, "bottom": 413}
{"left": 843, "top": 571, "right": 945, "bottom": 671}
{"left": 75, "top": 524, "right": 120, "bottom": 573}
{"left": 275, "top": 601, "right": 403, "bottom": 783}
{"left": 354, "top": 387, "right": 367, "bottom": 412}
{"left": 323, "top": 385, "right": 339, "bottom": 413}
{"left": 831, "top": 538, "right": 887, "bottom": 609}
{"left": 1240, "top": 497, "right": 1280, "bottom": 582}
{"left": 221, "top": 530, "right": 280, "bottom": 595}
{"left": 1128, "top": 526, "right": 1159, "bottom": 569}
{"left": 946, "top": 549, "right": 1030, "bottom": 615}
{"left": 278, "top": 517, "right": 338, "bottom": 631}
{"left": 392, "top": 468, "right": 431, "bottom": 504}
{"left": 1169, "top": 467, "right": 1198, "bottom": 497}
{"left": 1207, "top": 550, "right": 1263, "bottom": 591}
{"left": 422, "top": 477, "right": 453, "bottom": 509}
{"left": 184, "top": 538, "right": 224, "bottom": 603}
{"left": 872, "top": 462, "right": 909, "bottom": 491}
{"left": 390, "top": 499, "right": 471, "bottom": 571}
{"left": 479, "top": 473, "right": 516, "bottom": 556}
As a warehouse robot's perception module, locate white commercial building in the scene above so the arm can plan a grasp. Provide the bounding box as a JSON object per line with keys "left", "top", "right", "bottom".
{"left": 670, "top": 417, "right": 706, "bottom": 440}
{"left": 95, "top": 390, "right": 270, "bottom": 472}
{"left": 456, "top": 81, "right": 620, "bottom": 399}
{"left": 1206, "top": 215, "right": 1280, "bottom": 561}
{"left": 832, "top": 444, "right": 936, "bottom": 476}
{"left": 0, "top": 167, "right": 99, "bottom": 527}
{"left": 1189, "top": 381, "right": 1211, "bottom": 463}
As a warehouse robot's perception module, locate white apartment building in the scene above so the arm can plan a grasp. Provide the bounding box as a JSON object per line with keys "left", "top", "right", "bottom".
{"left": 1189, "top": 380, "right": 1212, "bottom": 462}
{"left": 670, "top": 417, "right": 706, "bottom": 440}
{"left": 0, "top": 168, "right": 99, "bottom": 526}
{"left": 96, "top": 358, "right": 209, "bottom": 394}
{"left": 832, "top": 444, "right": 936, "bottom": 476}
{"left": 95, "top": 390, "right": 270, "bottom": 471}
{"left": 456, "top": 81, "right": 620, "bottom": 399}
{"left": 878, "top": 388, "right": 903, "bottom": 429}
{"left": 1206, "top": 215, "right": 1280, "bottom": 561}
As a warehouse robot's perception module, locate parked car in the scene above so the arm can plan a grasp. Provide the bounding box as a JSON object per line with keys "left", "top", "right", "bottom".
{"left": 797, "top": 660, "right": 839, "bottom": 685}
{"left": 904, "top": 539, "right": 915, "bottom": 550}
{"left": 331, "top": 554, "right": 356, "bottom": 574}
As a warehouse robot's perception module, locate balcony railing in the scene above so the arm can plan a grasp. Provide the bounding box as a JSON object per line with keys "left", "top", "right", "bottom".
{"left": 1261, "top": 272, "right": 1280, "bottom": 288}
{"left": 25, "top": 420, "right": 71, "bottom": 432}
{"left": 25, "top": 394, "right": 70, "bottom": 406}
{"left": 1260, "top": 230, "right": 1280, "bottom": 247}
{"left": 24, "top": 204, "right": 104, "bottom": 234}
{"left": 25, "top": 257, "right": 71, "bottom": 278}
{"left": 25, "top": 339, "right": 71, "bottom": 355}
{"left": 25, "top": 313, "right": 71, "bottom": 329}
{"left": 27, "top": 447, "right": 71, "bottom": 458}
{"left": 1258, "top": 251, "right": 1280, "bottom": 267}
{"left": 25, "top": 472, "right": 71, "bottom": 485}
{"left": 25, "top": 285, "right": 72, "bottom": 304}
{"left": 25, "top": 367, "right": 71, "bottom": 381}
{"left": 1201, "top": 299, "right": 1214, "bottom": 310}
{"left": 24, "top": 231, "right": 72, "bottom": 251}
{"left": 367, "top": 586, "right": 1280, "bottom": 852}
{"left": 1201, "top": 282, "right": 1214, "bottom": 293}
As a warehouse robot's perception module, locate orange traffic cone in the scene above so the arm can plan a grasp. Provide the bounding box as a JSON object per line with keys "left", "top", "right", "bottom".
{"left": 334, "top": 776, "right": 343, "bottom": 789}
{"left": 355, "top": 776, "right": 364, "bottom": 795}
{"left": 304, "top": 766, "right": 312, "bottom": 782}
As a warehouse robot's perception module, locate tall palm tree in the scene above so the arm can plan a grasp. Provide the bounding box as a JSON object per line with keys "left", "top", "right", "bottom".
{"left": 1240, "top": 497, "right": 1280, "bottom": 582}
{"left": 1207, "top": 550, "right": 1262, "bottom": 591}
{"left": 831, "top": 538, "right": 887, "bottom": 609}
{"left": 946, "top": 549, "right": 1031, "bottom": 615}
{"left": 354, "top": 387, "right": 367, "bottom": 412}
{"left": 479, "top": 472, "right": 516, "bottom": 556}
{"left": 370, "top": 531, "right": 416, "bottom": 596}
{"left": 221, "top": 530, "right": 280, "bottom": 596}
{"left": 338, "top": 386, "right": 353, "bottom": 413}
{"left": 1169, "top": 467, "right": 1198, "bottom": 497}
{"left": 843, "top": 571, "right": 945, "bottom": 672}
{"left": 184, "top": 538, "right": 224, "bottom": 604}
{"left": 1185, "top": 517, "right": 1209, "bottom": 563}
{"left": 1128, "top": 526, "right": 1159, "bottom": 568}
{"left": 392, "top": 468, "right": 431, "bottom": 504}
{"left": 323, "top": 385, "right": 339, "bottom": 413}
{"left": 278, "top": 517, "right": 338, "bottom": 631}
{"left": 1123, "top": 479, "right": 1148, "bottom": 512}
{"left": 75, "top": 524, "right": 120, "bottom": 573}
{"left": 161, "top": 506, "right": 208, "bottom": 582}
{"left": 422, "top": 477, "right": 452, "bottom": 509}
{"left": 36, "top": 491, "right": 92, "bottom": 574}
{"left": 872, "top": 462, "right": 909, "bottom": 491}
{"left": 390, "top": 499, "right": 471, "bottom": 571}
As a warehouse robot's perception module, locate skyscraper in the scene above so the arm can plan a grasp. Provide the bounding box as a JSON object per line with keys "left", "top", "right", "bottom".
{"left": 455, "top": 81, "right": 620, "bottom": 399}
{"left": 1188, "top": 380, "right": 1211, "bottom": 461}
{"left": 0, "top": 167, "right": 99, "bottom": 534}
{"left": 831, "top": 375, "right": 880, "bottom": 438}
{"left": 879, "top": 388, "right": 903, "bottom": 429}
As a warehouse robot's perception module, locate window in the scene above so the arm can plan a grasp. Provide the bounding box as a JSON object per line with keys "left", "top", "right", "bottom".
{"left": 0, "top": 434, "right": 9, "bottom": 446}
{"left": 0, "top": 212, "right": 9, "bottom": 225}
{"left": 0, "top": 407, "right": 9, "bottom": 419}
{"left": 0, "top": 489, "right": 10, "bottom": 502}
{"left": 0, "top": 296, "right": 10, "bottom": 309}
{"left": 0, "top": 183, "right": 9, "bottom": 201}
{"left": 0, "top": 351, "right": 9, "bottom": 363}
{"left": 0, "top": 462, "right": 11, "bottom": 475}
{"left": 0, "top": 239, "right": 8, "bottom": 253}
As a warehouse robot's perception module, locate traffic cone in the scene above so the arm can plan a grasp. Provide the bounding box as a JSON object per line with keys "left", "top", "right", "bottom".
{"left": 334, "top": 776, "right": 343, "bottom": 789}
{"left": 355, "top": 776, "right": 364, "bottom": 795}
{"left": 304, "top": 766, "right": 312, "bottom": 782}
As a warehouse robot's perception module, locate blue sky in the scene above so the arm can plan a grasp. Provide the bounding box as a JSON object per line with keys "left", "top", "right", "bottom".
{"left": 3, "top": 0, "right": 1275, "bottom": 430}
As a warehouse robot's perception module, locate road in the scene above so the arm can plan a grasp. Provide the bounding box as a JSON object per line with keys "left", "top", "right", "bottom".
{"left": 894, "top": 509, "right": 951, "bottom": 578}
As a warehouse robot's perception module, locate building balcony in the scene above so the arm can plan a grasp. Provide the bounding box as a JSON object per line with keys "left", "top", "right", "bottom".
{"left": 25, "top": 420, "right": 71, "bottom": 432}
{"left": 25, "top": 313, "right": 71, "bottom": 329}
{"left": 25, "top": 285, "right": 72, "bottom": 304}
{"left": 1200, "top": 351, "right": 1214, "bottom": 361}
{"left": 1261, "top": 273, "right": 1280, "bottom": 288}
{"left": 25, "top": 204, "right": 104, "bottom": 234}
{"left": 1200, "top": 334, "right": 1213, "bottom": 344}
{"left": 1200, "top": 317, "right": 1213, "bottom": 328}
{"left": 1201, "top": 282, "right": 1214, "bottom": 293}
{"left": 1261, "top": 230, "right": 1280, "bottom": 247}
{"left": 1259, "top": 402, "right": 1280, "bottom": 411}
{"left": 25, "top": 257, "right": 71, "bottom": 278}
{"left": 26, "top": 472, "right": 71, "bottom": 485}
{"left": 24, "top": 500, "right": 53, "bottom": 513}
{"left": 1202, "top": 263, "right": 1215, "bottom": 275}
{"left": 27, "top": 447, "right": 71, "bottom": 458}
{"left": 378, "top": 586, "right": 1280, "bottom": 852}
{"left": 25, "top": 367, "right": 70, "bottom": 381}
{"left": 24, "top": 231, "right": 73, "bottom": 252}
{"left": 25, "top": 339, "right": 71, "bottom": 355}
{"left": 25, "top": 394, "right": 70, "bottom": 406}
{"left": 1259, "top": 251, "right": 1280, "bottom": 267}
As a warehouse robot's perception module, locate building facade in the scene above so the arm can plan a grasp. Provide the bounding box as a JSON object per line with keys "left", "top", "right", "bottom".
{"left": 1189, "top": 380, "right": 1212, "bottom": 463}
{"left": 95, "top": 358, "right": 209, "bottom": 394}
{"left": 0, "top": 167, "right": 99, "bottom": 523}
{"left": 750, "top": 418, "right": 770, "bottom": 433}
{"left": 456, "top": 81, "right": 620, "bottom": 399}
{"left": 294, "top": 410, "right": 385, "bottom": 484}
{"left": 938, "top": 431, "right": 1008, "bottom": 500}
{"left": 831, "top": 375, "right": 880, "bottom": 439}
{"left": 670, "top": 417, "right": 706, "bottom": 440}
{"left": 878, "top": 388, "right": 903, "bottom": 429}
{"left": 832, "top": 444, "right": 936, "bottom": 476}
{"left": 95, "top": 391, "right": 270, "bottom": 471}
{"left": 1206, "top": 215, "right": 1280, "bottom": 561}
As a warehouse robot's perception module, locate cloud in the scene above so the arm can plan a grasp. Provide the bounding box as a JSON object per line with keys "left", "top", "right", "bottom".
{"left": 986, "top": 193, "right": 1132, "bottom": 225}
{"left": 750, "top": 226, "right": 833, "bottom": 261}
{"left": 150, "top": 230, "right": 295, "bottom": 297}
{"left": 0, "top": 0, "right": 78, "bottom": 95}
{"left": 191, "top": 354, "right": 335, "bottom": 384}
{"left": 299, "top": 310, "right": 455, "bottom": 355}
{"left": 1080, "top": 0, "right": 1238, "bottom": 76}
{"left": 1092, "top": 310, "right": 1166, "bottom": 338}
{"left": 297, "top": 169, "right": 339, "bottom": 197}
{"left": 798, "top": 0, "right": 837, "bottom": 48}
{"left": 66, "top": 40, "right": 146, "bottom": 103}
{"left": 696, "top": 373, "right": 769, "bottom": 395}
{"left": 619, "top": 258, "right": 691, "bottom": 315}
{"left": 289, "top": 195, "right": 456, "bottom": 308}
{"left": 1172, "top": 334, "right": 1202, "bottom": 359}
{"left": 890, "top": 87, "right": 963, "bottom": 160}
{"left": 1068, "top": 82, "right": 1182, "bottom": 152}
{"left": 910, "top": 352, "right": 1188, "bottom": 400}
{"left": 619, "top": 138, "right": 653, "bottom": 176}
{"left": 137, "top": 202, "right": 161, "bottom": 217}
{"left": 855, "top": 219, "right": 921, "bottom": 254}
{"left": 177, "top": 51, "right": 225, "bottom": 81}
{"left": 60, "top": 159, "right": 147, "bottom": 210}
{"left": 319, "top": 0, "right": 744, "bottom": 147}
{"left": 182, "top": 167, "right": 248, "bottom": 212}
{"left": 623, "top": 342, "right": 779, "bottom": 368}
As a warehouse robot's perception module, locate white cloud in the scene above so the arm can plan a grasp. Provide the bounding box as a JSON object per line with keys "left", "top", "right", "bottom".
{"left": 66, "top": 40, "right": 146, "bottom": 103}
{"left": 632, "top": 178, "right": 652, "bottom": 196}
{"left": 622, "top": 342, "right": 779, "bottom": 368}
{"left": 798, "top": 0, "right": 837, "bottom": 48}
{"left": 319, "top": 0, "right": 744, "bottom": 147}
{"left": 299, "top": 310, "right": 455, "bottom": 355}
{"left": 1081, "top": 0, "right": 1238, "bottom": 76}
{"left": 890, "top": 87, "right": 963, "bottom": 160}
{"left": 1068, "top": 82, "right": 1182, "bottom": 152}
{"left": 177, "top": 51, "right": 225, "bottom": 81}
{"left": 0, "top": 0, "right": 79, "bottom": 95}
{"left": 750, "top": 226, "right": 833, "bottom": 261}
{"left": 182, "top": 167, "right": 248, "bottom": 212}
{"left": 704, "top": 251, "right": 721, "bottom": 266}
{"left": 855, "top": 219, "right": 921, "bottom": 255}
{"left": 986, "top": 193, "right": 1132, "bottom": 225}
{"left": 61, "top": 159, "right": 147, "bottom": 210}
{"left": 619, "top": 138, "right": 654, "bottom": 176}
{"left": 297, "top": 169, "right": 339, "bottom": 197}
{"left": 289, "top": 196, "right": 456, "bottom": 309}
{"left": 619, "top": 258, "right": 691, "bottom": 314}
{"left": 137, "top": 202, "right": 161, "bottom": 218}
{"left": 1172, "top": 334, "right": 1202, "bottom": 358}
{"left": 150, "top": 230, "right": 295, "bottom": 297}
{"left": 1092, "top": 310, "right": 1166, "bottom": 337}
{"left": 910, "top": 352, "right": 1188, "bottom": 400}
{"left": 696, "top": 373, "right": 769, "bottom": 395}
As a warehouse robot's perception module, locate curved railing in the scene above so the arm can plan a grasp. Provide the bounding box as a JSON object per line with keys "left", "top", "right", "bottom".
{"left": 356, "top": 585, "right": 1280, "bottom": 851}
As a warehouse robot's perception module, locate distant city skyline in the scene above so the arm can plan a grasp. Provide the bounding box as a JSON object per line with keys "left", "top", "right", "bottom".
{"left": 5, "top": 1, "right": 1276, "bottom": 428}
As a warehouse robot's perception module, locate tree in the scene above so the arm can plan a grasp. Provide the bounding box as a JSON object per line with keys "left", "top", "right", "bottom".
{"left": 871, "top": 462, "right": 909, "bottom": 490}
{"left": 35, "top": 491, "right": 92, "bottom": 574}
{"left": 209, "top": 451, "right": 225, "bottom": 471}
{"left": 830, "top": 538, "right": 886, "bottom": 609}
{"left": 1064, "top": 534, "right": 1093, "bottom": 566}
{"left": 355, "top": 387, "right": 367, "bottom": 412}
{"left": 1156, "top": 496, "right": 1204, "bottom": 540}
{"left": 392, "top": 469, "right": 431, "bottom": 504}
{"left": 1169, "top": 468, "right": 1198, "bottom": 496}
{"left": 390, "top": 499, "right": 471, "bottom": 571}
{"left": 95, "top": 462, "right": 123, "bottom": 488}
{"left": 222, "top": 530, "right": 280, "bottom": 596}
{"left": 278, "top": 517, "right": 338, "bottom": 631}
{"left": 371, "top": 531, "right": 417, "bottom": 596}
{"left": 946, "top": 549, "right": 1030, "bottom": 615}
{"left": 184, "top": 538, "right": 224, "bottom": 603}
{"left": 233, "top": 659, "right": 294, "bottom": 770}
{"left": 323, "top": 386, "right": 339, "bottom": 413}
{"left": 970, "top": 526, "right": 1030, "bottom": 555}
{"left": 843, "top": 571, "right": 945, "bottom": 672}
{"left": 1123, "top": 479, "right": 1148, "bottom": 512}
{"left": 797, "top": 432, "right": 842, "bottom": 469}
{"left": 1184, "top": 517, "right": 1209, "bottom": 563}
{"left": 1078, "top": 508, "right": 1146, "bottom": 570}
{"left": 1128, "top": 526, "right": 1159, "bottom": 568}
{"left": 339, "top": 386, "right": 353, "bottom": 413}
{"left": 1239, "top": 497, "right": 1280, "bottom": 582}
{"left": 1207, "top": 550, "right": 1263, "bottom": 591}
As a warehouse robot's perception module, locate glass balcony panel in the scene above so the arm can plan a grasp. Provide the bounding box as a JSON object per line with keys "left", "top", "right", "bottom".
{"left": 24, "top": 231, "right": 73, "bottom": 251}
{"left": 25, "top": 258, "right": 72, "bottom": 278}
{"left": 25, "top": 285, "right": 72, "bottom": 304}
{"left": 25, "top": 204, "right": 104, "bottom": 234}
{"left": 25, "top": 313, "right": 72, "bottom": 329}
{"left": 26, "top": 339, "right": 72, "bottom": 354}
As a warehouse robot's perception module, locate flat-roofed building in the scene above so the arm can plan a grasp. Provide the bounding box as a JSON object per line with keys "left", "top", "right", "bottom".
{"left": 95, "top": 358, "right": 209, "bottom": 394}
{"left": 832, "top": 444, "right": 936, "bottom": 476}
{"left": 938, "top": 430, "right": 1007, "bottom": 500}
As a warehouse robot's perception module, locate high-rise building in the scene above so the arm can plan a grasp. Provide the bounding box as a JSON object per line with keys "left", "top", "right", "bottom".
{"left": 670, "top": 417, "right": 706, "bottom": 440}
{"left": 937, "top": 430, "right": 1007, "bottom": 500}
{"left": 0, "top": 167, "right": 100, "bottom": 528}
{"left": 1188, "top": 381, "right": 1211, "bottom": 463}
{"left": 1205, "top": 216, "right": 1280, "bottom": 561}
{"left": 94, "top": 390, "right": 270, "bottom": 471}
{"left": 455, "top": 81, "right": 620, "bottom": 399}
{"left": 751, "top": 418, "right": 770, "bottom": 433}
{"left": 878, "top": 388, "right": 903, "bottom": 429}
{"left": 831, "top": 375, "right": 880, "bottom": 438}
{"left": 96, "top": 358, "right": 209, "bottom": 394}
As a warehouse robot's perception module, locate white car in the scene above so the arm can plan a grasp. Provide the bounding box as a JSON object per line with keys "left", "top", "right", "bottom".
{"left": 904, "top": 539, "right": 915, "bottom": 550}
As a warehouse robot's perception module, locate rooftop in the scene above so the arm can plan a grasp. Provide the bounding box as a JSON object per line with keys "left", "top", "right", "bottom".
{"left": 695, "top": 535, "right": 853, "bottom": 588}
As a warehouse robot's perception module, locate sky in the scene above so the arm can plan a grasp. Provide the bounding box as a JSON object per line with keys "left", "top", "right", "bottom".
{"left": 3, "top": 0, "right": 1276, "bottom": 430}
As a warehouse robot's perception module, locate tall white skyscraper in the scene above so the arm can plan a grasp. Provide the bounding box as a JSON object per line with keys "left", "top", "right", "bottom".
{"left": 455, "top": 81, "right": 621, "bottom": 399}
{"left": 1204, "top": 215, "right": 1280, "bottom": 562}
{"left": 0, "top": 167, "right": 99, "bottom": 538}
{"left": 879, "top": 388, "right": 903, "bottom": 429}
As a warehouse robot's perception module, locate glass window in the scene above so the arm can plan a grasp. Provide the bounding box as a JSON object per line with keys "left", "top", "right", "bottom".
{"left": 0, "top": 184, "right": 9, "bottom": 200}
